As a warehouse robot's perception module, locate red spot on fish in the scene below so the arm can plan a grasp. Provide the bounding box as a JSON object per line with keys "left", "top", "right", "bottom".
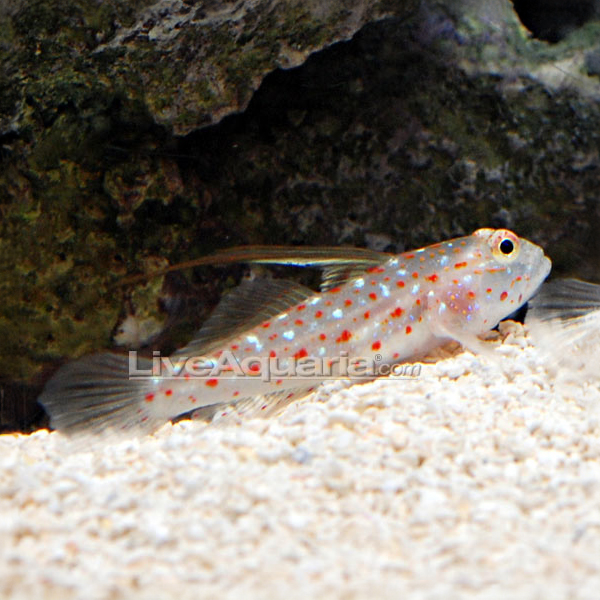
{"left": 270, "top": 350, "right": 277, "bottom": 358}
{"left": 393, "top": 352, "right": 399, "bottom": 359}
{"left": 367, "top": 266, "right": 386, "bottom": 273}
{"left": 412, "top": 272, "right": 419, "bottom": 279}
{"left": 189, "top": 395, "right": 197, "bottom": 404}
{"left": 467, "top": 291, "right": 476, "bottom": 299}
{"left": 404, "top": 253, "right": 415, "bottom": 259}
{"left": 390, "top": 307, "right": 404, "bottom": 318}
{"left": 345, "top": 298, "right": 353, "bottom": 306}
{"left": 453, "top": 248, "right": 461, "bottom": 254}
{"left": 474, "top": 269, "right": 483, "bottom": 275}
{"left": 384, "top": 276, "right": 390, "bottom": 282}
{"left": 406, "top": 325, "right": 412, "bottom": 334}
{"left": 454, "top": 261, "right": 468, "bottom": 269}
{"left": 486, "top": 288, "right": 492, "bottom": 294}
{"left": 372, "top": 341, "right": 381, "bottom": 351}
{"left": 438, "top": 248, "right": 446, "bottom": 254}
{"left": 415, "top": 299, "right": 421, "bottom": 306}
{"left": 328, "top": 286, "right": 342, "bottom": 293}
{"left": 426, "top": 273, "right": 439, "bottom": 282}
{"left": 325, "top": 300, "right": 333, "bottom": 306}
{"left": 315, "top": 310, "right": 323, "bottom": 318}
{"left": 165, "top": 389, "right": 172, "bottom": 397}
{"left": 319, "top": 333, "right": 327, "bottom": 341}
{"left": 336, "top": 330, "right": 352, "bottom": 343}
{"left": 206, "top": 379, "right": 218, "bottom": 387}
{"left": 145, "top": 393, "right": 154, "bottom": 403}
{"left": 500, "top": 291, "right": 508, "bottom": 301}
{"left": 294, "top": 348, "right": 308, "bottom": 359}
{"left": 297, "top": 304, "right": 306, "bottom": 311}
{"left": 396, "top": 281, "right": 405, "bottom": 288}
{"left": 269, "top": 333, "right": 278, "bottom": 341}
{"left": 364, "top": 310, "right": 370, "bottom": 319}
{"left": 231, "top": 344, "right": 239, "bottom": 350}
{"left": 276, "top": 379, "right": 283, "bottom": 386}
{"left": 295, "top": 319, "right": 304, "bottom": 325}
{"left": 262, "top": 322, "right": 270, "bottom": 328}
{"left": 184, "top": 373, "right": 190, "bottom": 380}
{"left": 369, "top": 292, "right": 377, "bottom": 301}
{"left": 249, "top": 363, "right": 260, "bottom": 372}
{"left": 233, "top": 391, "right": 240, "bottom": 397}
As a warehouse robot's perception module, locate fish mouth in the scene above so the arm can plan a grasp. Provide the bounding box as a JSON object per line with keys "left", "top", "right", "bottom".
{"left": 528, "top": 253, "right": 552, "bottom": 297}
{"left": 540, "top": 254, "right": 552, "bottom": 280}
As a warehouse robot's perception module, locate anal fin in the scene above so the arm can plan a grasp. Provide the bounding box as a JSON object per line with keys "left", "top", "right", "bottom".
{"left": 187, "top": 387, "right": 317, "bottom": 425}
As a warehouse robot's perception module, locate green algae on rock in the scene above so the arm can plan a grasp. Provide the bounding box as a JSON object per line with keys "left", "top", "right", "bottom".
{"left": 2, "top": 0, "right": 600, "bottom": 431}
{"left": 0, "top": 0, "right": 418, "bottom": 390}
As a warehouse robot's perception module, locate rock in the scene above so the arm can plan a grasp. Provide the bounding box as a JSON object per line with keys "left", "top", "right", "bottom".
{"left": 3, "top": 0, "right": 600, "bottom": 430}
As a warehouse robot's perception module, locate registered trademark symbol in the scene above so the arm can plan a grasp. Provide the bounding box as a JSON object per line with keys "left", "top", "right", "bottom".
{"left": 374, "top": 353, "right": 382, "bottom": 361}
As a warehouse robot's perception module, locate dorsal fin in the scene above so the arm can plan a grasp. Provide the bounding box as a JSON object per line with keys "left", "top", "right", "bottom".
{"left": 320, "top": 264, "right": 376, "bottom": 291}
{"left": 201, "top": 246, "right": 393, "bottom": 292}
{"left": 119, "top": 245, "right": 392, "bottom": 287}
{"left": 172, "top": 278, "right": 315, "bottom": 357}
{"left": 207, "top": 245, "right": 391, "bottom": 269}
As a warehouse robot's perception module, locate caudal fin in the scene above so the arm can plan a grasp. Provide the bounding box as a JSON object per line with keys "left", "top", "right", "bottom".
{"left": 528, "top": 278, "right": 600, "bottom": 321}
{"left": 527, "top": 279, "right": 600, "bottom": 378}
{"left": 38, "top": 353, "right": 163, "bottom": 435}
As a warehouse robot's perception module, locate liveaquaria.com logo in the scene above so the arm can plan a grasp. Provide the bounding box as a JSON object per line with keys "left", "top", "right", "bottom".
{"left": 128, "top": 350, "right": 422, "bottom": 382}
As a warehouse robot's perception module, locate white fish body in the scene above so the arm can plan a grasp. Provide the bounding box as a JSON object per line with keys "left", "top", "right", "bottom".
{"left": 39, "top": 228, "right": 551, "bottom": 434}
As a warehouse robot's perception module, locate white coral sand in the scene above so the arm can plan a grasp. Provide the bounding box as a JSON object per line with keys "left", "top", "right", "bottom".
{"left": 1, "top": 321, "right": 600, "bottom": 600}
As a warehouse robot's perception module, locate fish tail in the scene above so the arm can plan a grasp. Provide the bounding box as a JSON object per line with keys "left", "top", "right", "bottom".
{"left": 527, "top": 279, "right": 600, "bottom": 377}
{"left": 38, "top": 353, "right": 164, "bottom": 435}
{"left": 528, "top": 278, "right": 600, "bottom": 321}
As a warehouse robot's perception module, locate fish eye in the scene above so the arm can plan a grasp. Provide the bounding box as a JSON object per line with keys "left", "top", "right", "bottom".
{"left": 499, "top": 238, "right": 514, "bottom": 255}
{"left": 488, "top": 229, "right": 521, "bottom": 262}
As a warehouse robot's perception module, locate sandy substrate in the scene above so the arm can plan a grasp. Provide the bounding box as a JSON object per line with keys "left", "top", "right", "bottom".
{"left": 1, "top": 321, "right": 600, "bottom": 600}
